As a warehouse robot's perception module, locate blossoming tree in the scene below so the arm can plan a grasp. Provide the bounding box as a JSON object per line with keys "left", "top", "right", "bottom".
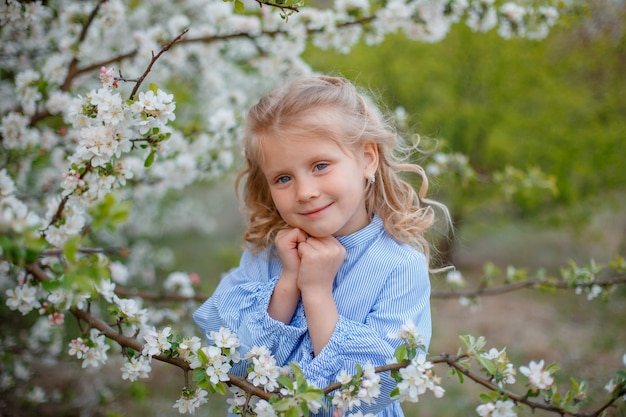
{"left": 1, "top": 0, "right": 625, "bottom": 416}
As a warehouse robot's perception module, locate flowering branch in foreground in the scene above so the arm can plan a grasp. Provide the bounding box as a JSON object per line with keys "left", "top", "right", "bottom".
{"left": 65, "top": 304, "right": 626, "bottom": 417}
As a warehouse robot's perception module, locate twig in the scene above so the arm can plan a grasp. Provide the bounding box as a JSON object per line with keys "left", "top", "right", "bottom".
{"left": 61, "top": 0, "right": 108, "bottom": 92}
{"left": 46, "top": 163, "right": 92, "bottom": 229}
{"left": 432, "top": 276, "right": 626, "bottom": 299}
{"left": 41, "top": 247, "right": 131, "bottom": 257}
{"left": 70, "top": 306, "right": 191, "bottom": 369}
{"left": 69, "top": 307, "right": 275, "bottom": 400}
{"left": 113, "top": 287, "right": 207, "bottom": 303}
{"left": 128, "top": 28, "right": 189, "bottom": 100}
{"left": 432, "top": 353, "right": 623, "bottom": 417}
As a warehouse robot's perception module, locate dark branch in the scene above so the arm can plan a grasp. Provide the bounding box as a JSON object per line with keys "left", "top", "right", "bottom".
{"left": 432, "top": 276, "right": 626, "bottom": 299}
{"left": 128, "top": 28, "right": 189, "bottom": 100}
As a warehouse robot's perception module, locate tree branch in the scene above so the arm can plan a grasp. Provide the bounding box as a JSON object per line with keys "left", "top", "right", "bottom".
{"left": 432, "top": 276, "right": 626, "bottom": 299}
{"left": 128, "top": 28, "right": 189, "bottom": 100}
{"left": 67, "top": 305, "right": 625, "bottom": 417}
{"left": 70, "top": 307, "right": 190, "bottom": 369}
{"left": 61, "top": 0, "right": 108, "bottom": 92}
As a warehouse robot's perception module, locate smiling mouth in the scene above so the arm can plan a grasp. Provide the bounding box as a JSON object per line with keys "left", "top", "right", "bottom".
{"left": 302, "top": 203, "right": 332, "bottom": 216}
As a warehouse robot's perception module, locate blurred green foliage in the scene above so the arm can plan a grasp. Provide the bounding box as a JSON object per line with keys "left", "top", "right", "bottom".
{"left": 303, "top": 5, "right": 625, "bottom": 219}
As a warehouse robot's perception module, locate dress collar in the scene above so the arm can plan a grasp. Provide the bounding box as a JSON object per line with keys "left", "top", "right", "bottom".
{"left": 336, "top": 214, "right": 383, "bottom": 249}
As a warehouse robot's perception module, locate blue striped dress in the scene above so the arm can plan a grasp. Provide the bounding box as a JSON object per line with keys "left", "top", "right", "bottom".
{"left": 193, "top": 215, "right": 431, "bottom": 416}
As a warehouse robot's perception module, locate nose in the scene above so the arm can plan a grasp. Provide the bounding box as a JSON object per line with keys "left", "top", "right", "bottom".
{"left": 296, "top": 177, "right": 319, "bottom": 202}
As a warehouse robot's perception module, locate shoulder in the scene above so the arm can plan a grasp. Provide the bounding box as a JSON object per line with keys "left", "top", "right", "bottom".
{"left": 370, "top": 230, "right": 427, "bottom": 267}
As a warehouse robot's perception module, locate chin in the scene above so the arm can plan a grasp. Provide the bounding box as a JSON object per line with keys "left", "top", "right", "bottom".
{"left": 303, "top": 228, "right": 335, "bottom": 238}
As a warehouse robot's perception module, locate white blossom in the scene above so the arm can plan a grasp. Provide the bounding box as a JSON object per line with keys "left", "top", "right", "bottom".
{"left": 477, "top": 399, "right": 517, "bottom": 417}
{"left": 209, "top": 327, "right": 241, "bottom": 350}
{"left": 519, "top": 360, "right": 553, "bottom": 391}
{"left": 163, "top": 271, "right": 195, "bottom": 297}
{"left": 121, "top": 356, "right": 152, "bottom": 381}
{"left": 247, "top": 350, "right": 280, "bottom": 392}
{"left": 5, "top": 284, "right": 41, "bottom": 315}
{"left": 173, "top": 388, "right": 208, "bottom": 415}
{"left": 142, "top": 326, "right": 172, "bottom": 358}
{"left": 178, "top": 336, "right": 202, "bottom": 361}
{"left": 253, "top": 399, "right": 277, "bottom": 417}
{"left": 80, "top": 328, "right": 110, "bottom": 368}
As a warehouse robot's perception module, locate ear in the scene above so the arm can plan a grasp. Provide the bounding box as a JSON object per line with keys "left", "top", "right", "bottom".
{"left": 362, "top": 141, "right": 379, "bottom": 178}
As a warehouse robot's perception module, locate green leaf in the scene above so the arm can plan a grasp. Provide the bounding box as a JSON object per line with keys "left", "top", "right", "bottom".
{"left": 286, "top": 406, "right": 300, "bottom": 417}
{"left": 144, "top": 150, "right": 155, "bottom": 167}
{"left": 277, "top": 375, "right": 293, "bottom": 388}
{"left": 212, "top": 381, "right": 227, "bottom": 395}
{"left": 149, "top": 83, "right": 159, "bottom": 93}
{"left": 480, "top": 393, "right": 494, "bottom": 402}
{"left": 41, "top": 279, "right": 62, "bottom": 292}
{"left": 449, "top": 368, "right": 464, "bottom": 383}
{"left": 289, "top": 362, "right": 305, "bottom": 380}
{"left": 63, "top": 235, "right": 81, "bottom": 262}
{"left": 300, "top": 391, "right": 324, "bottom": 402}
{"left": 477, "top": 356, "right": 497, "bottom": 376}
{"left": 234, "top": 0, "right": 245, "bottom": 13}
{"left": 192, "top": 368, "right": 206, "bottom": 383}
{"left": 197, "top": 348, "right": 209, "bottom": 366}
{"left": 545, "top": 362, "right": 560, "bottom": 374}
{"left": 271, "top": 398, "right": 294, "bottom": 412}
{"left": 395, "top": 344, "right": 407, "bottom": 362}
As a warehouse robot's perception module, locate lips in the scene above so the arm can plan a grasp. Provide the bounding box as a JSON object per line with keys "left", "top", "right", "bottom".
{"left": 301, "top": 203, "right": 332, "bottom": 216}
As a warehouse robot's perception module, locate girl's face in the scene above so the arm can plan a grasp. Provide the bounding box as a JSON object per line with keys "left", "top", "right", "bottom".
{"left": 259, "top": 132, "right": 378, "bottom": 238}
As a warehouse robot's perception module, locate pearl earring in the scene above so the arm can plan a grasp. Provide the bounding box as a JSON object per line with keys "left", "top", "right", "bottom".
{"left": 368, "top": 173, "right": 376, "bottom": 184}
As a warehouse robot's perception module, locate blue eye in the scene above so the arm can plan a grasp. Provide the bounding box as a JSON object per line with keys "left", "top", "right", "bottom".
{"left": 276, "top": 175, "right": 291, "bottom": 184}
{"left": 314, "top": 163, "right": 328, "bottom": 171}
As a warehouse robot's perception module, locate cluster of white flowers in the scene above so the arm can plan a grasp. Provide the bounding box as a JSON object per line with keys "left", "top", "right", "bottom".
{"left": 173, "top": 388, "right": 209, "bottom": 415}
{"left": 121, "top": 355, "right": 152, "bottom": 382}
{"left": 177, "top": 336, "right": 203, "bottom": 362}
{"left": 5, "top": 283, "right": 41, "bottom": 315}
{"left": 476, "top": 399, "right": 517, "bottom": 417}
{"left": 395, "top": 354, "right": 445, "bottom": 402}
{"left": 198, "top": 346, "right": 234, "bottom": 384}
{"left": 481, "top": 348, "right": 516, "bottom": 385}
{"left": 184, "top": 327, "right": 242, "bottom": 387}
{"left": 163, "top": 271, "right": 196, "bottom": 297}
{"left": 245, "top": 345, "right": 282, "bottom": 392}
{"left": 142, "top": 325, "right": 173, "bottom": 358}
{"left": 114, "top": 295, "right": 149, "bottom": 332}
{"left": 388, "top": 319, "right": 426, "bottom": 350}
{"left": 332, "top": 362, "right": 382, "bottom": 414}
{"left": 67, "top": 328, "right": 110, "bottom": 368}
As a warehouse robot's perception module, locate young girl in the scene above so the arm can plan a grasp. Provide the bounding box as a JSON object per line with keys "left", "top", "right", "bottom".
{"left": 193, "top": 75, "right": 447, "bottom": 416}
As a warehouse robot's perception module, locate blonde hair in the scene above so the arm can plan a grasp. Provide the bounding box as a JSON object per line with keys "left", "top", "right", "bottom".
{"left": 236, "top": 75, "right": 448, "bottom": 265}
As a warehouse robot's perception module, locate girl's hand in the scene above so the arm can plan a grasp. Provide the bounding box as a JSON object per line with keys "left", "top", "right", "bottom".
{"left": 297, "top": 236, "right": 344, "bottom": 356}
{"left": 268, "top": 228, "right": 308, "bottom": 324}
{"left": 275, "top": 228, "right": 308, "bottom": 280}
{"left": 297, "top": 236, "right": 346, "bottom": 293}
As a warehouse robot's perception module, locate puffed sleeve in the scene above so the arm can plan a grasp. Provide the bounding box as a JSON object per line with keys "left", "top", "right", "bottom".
{"left": 299, "top": 250, "right": 431, "bottom": 415}
{"left": 192, "top": 250, "right": 308, "bottom": 371}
